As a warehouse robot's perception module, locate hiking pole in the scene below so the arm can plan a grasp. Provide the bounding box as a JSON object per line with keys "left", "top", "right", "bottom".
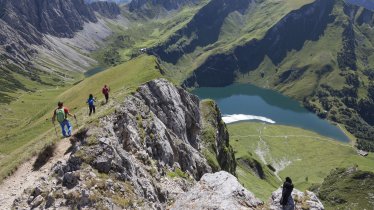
{"left": 52, "top": 122, "right": 59, "bottom": 139}
{"left": 74, "top": 115, "right": 79, "bottom": 128}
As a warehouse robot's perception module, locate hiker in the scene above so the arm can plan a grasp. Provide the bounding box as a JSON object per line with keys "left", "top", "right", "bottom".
{"left": 102, "top": 85, "right": 110, "bottom": 104}
{"left": 280, "top": 177, "right": 294, "bottom": 210}
{"left": 86, "top": 94, "right": 96, "bottom": 116}
{"left": 52, "top": 101, "right": 76, "bottom": 137}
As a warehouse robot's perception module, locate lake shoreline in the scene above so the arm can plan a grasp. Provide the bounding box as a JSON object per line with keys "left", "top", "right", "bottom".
{"left": 193, "top": 84, "right": 350, "bottom": 142}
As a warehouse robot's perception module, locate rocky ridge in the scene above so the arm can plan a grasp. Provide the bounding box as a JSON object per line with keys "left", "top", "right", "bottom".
{"left": 11, "top": 79, "right": 324, "bottom": 209}
{"left": 12, "top": 79, "right": 233, "bottom": 209}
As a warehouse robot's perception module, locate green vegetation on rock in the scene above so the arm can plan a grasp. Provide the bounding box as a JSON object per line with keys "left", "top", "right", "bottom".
{"left": 200, "top": 99, "right": 236, "bottom": 174}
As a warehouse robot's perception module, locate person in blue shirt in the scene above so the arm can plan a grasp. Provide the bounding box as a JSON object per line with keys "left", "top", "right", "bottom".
{"left": 86, "top": 94, "right": 96, "bottom": 116}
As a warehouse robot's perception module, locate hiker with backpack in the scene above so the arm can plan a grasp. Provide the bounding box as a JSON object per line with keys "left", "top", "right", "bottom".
{"left": 52, "top": 101, "right": 76, "bottom": 138}
{"left": 102, "top": 85, "right": 110, "bottom": 104}
{"left": 86, "top": 94, "right": 96, "bottom": 116}
{"left": 280, "top": 177, "right": 295, "bottom": 210}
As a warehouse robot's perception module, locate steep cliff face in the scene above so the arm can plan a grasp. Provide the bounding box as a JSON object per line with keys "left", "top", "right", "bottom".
{"left": 0, "top": 0, "right": 99, "bottom": 65}
{"left": 183, "top": 0, "right": 335, "bottom": 87}
{"left": 0, "top": 0, "right": 122, "bottom": 102}
{"left": 12, "top": 79, "right": 238, "bottom": 209}
{"left": 90, "top": 1, "right": 121, "bottom": 19}
{"left": 0, "top": 0, "right": 97, "bottom": 39}
{"left": 200, "top": 99, "right": 236, "bottom": 174}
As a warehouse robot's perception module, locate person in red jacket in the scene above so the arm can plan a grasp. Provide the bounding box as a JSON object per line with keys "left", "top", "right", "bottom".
{"left": 102, "top": 85, "right": 110, "bottom": 104}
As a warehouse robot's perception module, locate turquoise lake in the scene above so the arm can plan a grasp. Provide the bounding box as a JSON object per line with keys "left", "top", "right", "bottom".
{"left": 193, "top": 84, "right": 350, "bottom": 142}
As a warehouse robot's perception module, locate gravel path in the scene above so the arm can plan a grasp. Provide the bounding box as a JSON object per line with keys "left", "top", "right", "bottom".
{"left": 0, "top": 139, "right": 71, "bottom": 209}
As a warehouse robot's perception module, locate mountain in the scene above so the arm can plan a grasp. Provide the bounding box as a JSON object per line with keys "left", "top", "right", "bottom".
{"left": 90, "top": 1, "right": 122, "bottom": 18}
{"left": 128, "top": 0, "right": 201, "bottom": 18}
{"left": 8, "top": 79, "right": 324, "bottom": 209}
{"left": 0, "top": 0, "right": 122, "bottom": 103}
{"left": 0, "top": 0, "right": 370, "bottom": 207}
{"left": 345, "top": 0, "right": 374, "bottom": 9}
{"left": 129, "top": 0, "right": 198, "bottom": 11}
{"left": 150, "top": 0, "right": 374, "bottom": 152}
{"left": 85, "top": 0, "right": 131, "bottom": 4}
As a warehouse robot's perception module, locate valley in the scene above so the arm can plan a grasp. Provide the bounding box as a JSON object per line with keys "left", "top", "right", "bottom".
{"left": 0, "top": 0, "right": 373, "bottom": 209}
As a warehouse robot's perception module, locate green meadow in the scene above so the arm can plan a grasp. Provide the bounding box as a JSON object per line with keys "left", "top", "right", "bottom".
{"left": 228, "top": 122, "right": 374, "bottom": 199}
{"left": 0, "top": 55, "right": 161, "bottom": 182}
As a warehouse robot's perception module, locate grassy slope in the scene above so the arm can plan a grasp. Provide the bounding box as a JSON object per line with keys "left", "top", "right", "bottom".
{"left": 228, "top": 122, "right": 374, "bottom": 200}
{"left": 0, "top": 1, "right": 205, "bottom": 183}
{"left": 159, "top": 0, "right": 315, "bottom": 84}
{"left": 238, "top": 0, "right": 347, "bottom": 98}
{"left": 318, "top": 167, "right": 374, "bottom": 209}
{"left": 0, "top": 55, "right": 161, "bottom": 182}
{"left": 93, "top": 3, "right": 206, "bottom": 67}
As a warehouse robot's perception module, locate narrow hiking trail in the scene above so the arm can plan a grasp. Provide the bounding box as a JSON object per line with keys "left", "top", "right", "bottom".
{"left": 0, "top": 139, "right": 72, "bottom": 209}
{"left": 0, "top": 95, "right": 122, "bottom": 209}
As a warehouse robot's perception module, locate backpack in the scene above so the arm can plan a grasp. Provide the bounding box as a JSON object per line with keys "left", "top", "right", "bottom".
{"left": 87, "top": 98, "right": 95, "bottom": 106}
{"left": 56, "top": 108, "right": 66, "bottom": 123}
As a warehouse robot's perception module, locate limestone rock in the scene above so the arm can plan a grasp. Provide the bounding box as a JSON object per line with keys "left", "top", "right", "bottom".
{"left": 12, "top": 79, "right": 237, "bottom": 209}
{"left": 90, "top": 1, "right": 121, "bottom": 19}
{"left": 170, "top": 171, "right": 263, "bottom": 209}
{"left": 30, "top": 195, "right": 44, "bottom": 209}
{"left": 269, "top": 188, "right": 324, "bottom": 210}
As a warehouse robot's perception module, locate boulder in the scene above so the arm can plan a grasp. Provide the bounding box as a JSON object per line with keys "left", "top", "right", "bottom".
{"left": 62, "top": 172, "right": 79, "bottom": 189}
{"left": 170, "top": 171, "right": 263, "bottom": 209}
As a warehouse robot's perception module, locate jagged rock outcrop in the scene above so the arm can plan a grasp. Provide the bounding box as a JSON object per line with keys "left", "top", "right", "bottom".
{"left": 90, "top": 1, "right": 121, "bottom": 19}
{"left": 0, "top": 0, "right": 97, "bottom": 39}
{"left": 114, "top": 78, "right": 211, "bottom": 179}
{"left": 13, "top": 79, "right": 237, "bottom": 209}
{"left": 269, "top": 188, "right": 324, "bottom": 210}
{"left": 170, "top": 171, "right": 263, "bottom": 209}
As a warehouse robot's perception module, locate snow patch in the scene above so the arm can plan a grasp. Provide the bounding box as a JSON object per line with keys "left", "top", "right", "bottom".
{"left": 222, "top": 114, "right": 276, "bottom": 124}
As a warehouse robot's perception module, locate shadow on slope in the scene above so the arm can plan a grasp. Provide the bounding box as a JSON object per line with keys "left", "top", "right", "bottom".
{"left": 184, "top": 0, "right": 335, "bottom": 87}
